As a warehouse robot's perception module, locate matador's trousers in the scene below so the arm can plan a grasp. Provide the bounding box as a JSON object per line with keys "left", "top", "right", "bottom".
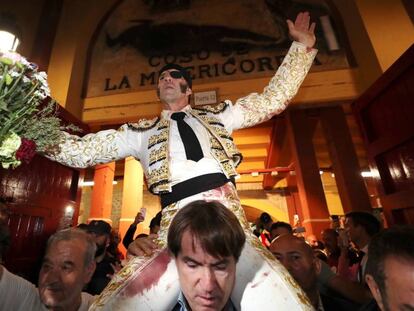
{"left": 90, "top": 183, "right": 313, "bottom": 310}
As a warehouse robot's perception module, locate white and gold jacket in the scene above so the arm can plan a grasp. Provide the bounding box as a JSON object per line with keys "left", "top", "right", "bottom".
{"left": 47, "top": 42, "right": 317, "bottom": 194}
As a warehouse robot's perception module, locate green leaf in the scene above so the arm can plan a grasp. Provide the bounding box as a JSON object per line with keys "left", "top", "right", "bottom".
{"left": 0, "top": 57, "right": 13, "bottom": 66}
{"left": 0, "top": 100, "right": 8, "bottom": 111}
{"left": 15, "top": 62, "right": 23, "bottom": 70}
{"left": 5, "top": 73, "right": 13, "bottom": 86}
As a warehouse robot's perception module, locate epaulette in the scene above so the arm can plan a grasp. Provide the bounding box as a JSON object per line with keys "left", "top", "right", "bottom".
{"left": 193, "top": 102, "right": 228, "bottom": 114}
{"left": 127, "top": 117, "right": 160, "bottom": 132}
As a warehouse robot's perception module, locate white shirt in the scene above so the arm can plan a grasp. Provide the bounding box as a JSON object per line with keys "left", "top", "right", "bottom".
{"left": 162, "top": 107, "right": 227, "bottom": 185}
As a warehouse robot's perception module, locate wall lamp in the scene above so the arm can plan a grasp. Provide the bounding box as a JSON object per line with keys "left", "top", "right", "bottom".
{"left": 0, "top": 14, "right": 20, "bottom": 52}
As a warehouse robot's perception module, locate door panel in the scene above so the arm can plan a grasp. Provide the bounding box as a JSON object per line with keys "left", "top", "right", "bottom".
{"left": 0, "top": 154, "right": 84, "bottom": 283}
{"left": 353, "top": 44, "right": 414, "bottom": 225}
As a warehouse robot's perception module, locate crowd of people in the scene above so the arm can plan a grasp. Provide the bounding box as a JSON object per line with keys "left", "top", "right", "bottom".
{"left": 254, "top": 211, "right": 382, "bottom": 286}
{"left": 35, "top": 205, "right": 407, "bottom": 311}
{"left": 1, "top": 198, "right": 414, "bottom": 310}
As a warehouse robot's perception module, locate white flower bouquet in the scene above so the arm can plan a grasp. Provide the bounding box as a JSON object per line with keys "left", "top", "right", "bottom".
{"left": 0, "top": 50, "right": 78, "bottom": 169}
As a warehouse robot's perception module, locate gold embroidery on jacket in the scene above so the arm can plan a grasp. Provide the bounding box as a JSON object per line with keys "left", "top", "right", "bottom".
{"left": 191, "top": 111, "right": 242, "bottom": 178}
{"left": 127, "top": 117, "right": 160, "bottom": 132}
{"left": 147, "top": 120, "right": 171, "bottom": 193}
{"left": 237, "top": 42, "right": 316, "bottom": 128}
{"left": 149, "top": 144, "right": 167, "bottom": 166}
{"left": 193, "top": 102, "right": 228, "bottom": 114}
{"left": 148, "top": 126, "right": 169, "bottom": 149}
{"left": 48, "top": 131, "right": 119, "bottom": 168}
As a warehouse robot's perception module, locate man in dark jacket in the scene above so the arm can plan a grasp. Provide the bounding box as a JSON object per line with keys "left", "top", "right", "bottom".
{"left": 86, "top": 220, "right": 118, "bottom": 295}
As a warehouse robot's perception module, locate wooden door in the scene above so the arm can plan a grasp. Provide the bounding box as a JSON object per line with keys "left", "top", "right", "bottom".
{"left": 353, "top": 44, "right": 414, "bottom": 225}
{"left": 0, "top": 107, "right": 88, "bottom": 283}
{"left": 0, "top": 154, "right": 84, "bottom": 283}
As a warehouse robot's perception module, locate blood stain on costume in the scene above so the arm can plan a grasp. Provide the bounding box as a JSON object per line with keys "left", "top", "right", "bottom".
{"left": 123, "top": 249, "right": 171, "bottom": 297}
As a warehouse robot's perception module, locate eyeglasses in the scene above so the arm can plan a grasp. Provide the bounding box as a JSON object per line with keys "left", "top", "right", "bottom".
{"left": 159, "top": 70, "right": 183, "bottom": 80}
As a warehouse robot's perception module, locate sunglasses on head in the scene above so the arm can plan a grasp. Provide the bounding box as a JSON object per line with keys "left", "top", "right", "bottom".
{"left": 160, "top": 70, "right": 183, "bottom": 80}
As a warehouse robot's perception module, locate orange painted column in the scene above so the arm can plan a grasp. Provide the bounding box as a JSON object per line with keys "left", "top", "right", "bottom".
{"left": 320, "top": 106, "right": 372, "bottom": 213}
{"left": 263, "top": 117, "right": 289, "bottom": 190}
{"left": 287, "top": 110, "right": 331, "bottom": 238}
{"left": 88, "top": 162, "right": 115, "bottom": 224}
{"left": 118, "top": 157, "right": 143, "bottom": 256}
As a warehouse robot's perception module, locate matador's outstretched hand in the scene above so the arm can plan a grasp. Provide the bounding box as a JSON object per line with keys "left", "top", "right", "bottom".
{"left": 287, "top": 11, "right": 316, "bottom": 48}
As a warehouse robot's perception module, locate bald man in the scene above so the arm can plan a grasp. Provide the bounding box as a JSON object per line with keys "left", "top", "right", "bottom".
{"left": 270, "top": 234, "right": 358, "bottom": 311}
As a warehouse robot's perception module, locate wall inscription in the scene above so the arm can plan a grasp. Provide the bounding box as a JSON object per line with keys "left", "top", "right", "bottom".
{"left": 86, "top": 0, "right": 350, "bottom": 97}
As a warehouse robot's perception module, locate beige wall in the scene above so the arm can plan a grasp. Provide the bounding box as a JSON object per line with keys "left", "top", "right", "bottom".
{"left": 332, "top": 0, "right": 414, "bottom": 91}
{"left": 47, "top": 0, "right": 119, "bottom": 119}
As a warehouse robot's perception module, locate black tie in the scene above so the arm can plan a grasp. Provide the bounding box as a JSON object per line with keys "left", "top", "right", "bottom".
{"left": 171, "top": 112, "right": 203, "bottom": 161}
